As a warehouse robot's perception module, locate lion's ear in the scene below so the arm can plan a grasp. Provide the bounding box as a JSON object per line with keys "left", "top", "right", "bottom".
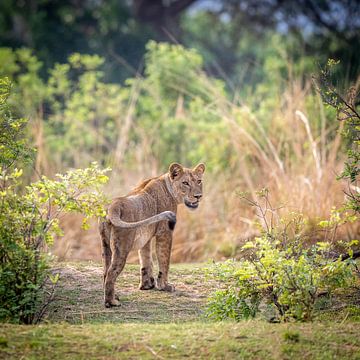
{"left": 169, "top": 163, "right": 184, "bottom": 179}
{"left": 193, "top": 163, "right": 205, "bottom": 176}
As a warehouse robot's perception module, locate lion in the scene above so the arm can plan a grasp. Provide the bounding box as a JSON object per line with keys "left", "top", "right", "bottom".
{"left": 99, "top": 162, "right": 205, "bottom": 307}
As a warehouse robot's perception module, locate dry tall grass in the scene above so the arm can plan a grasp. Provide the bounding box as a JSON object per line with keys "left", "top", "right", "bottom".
{"left": 50, "top": 74, "right": 359, "bottom": 263}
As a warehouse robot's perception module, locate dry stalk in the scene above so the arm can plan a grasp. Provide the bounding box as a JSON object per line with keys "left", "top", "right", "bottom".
{"left": 295, "top": 110, "right": 322, "bottom": 182}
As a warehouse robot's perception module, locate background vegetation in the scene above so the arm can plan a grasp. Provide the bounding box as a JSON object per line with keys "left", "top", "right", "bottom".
{"left": 0, "top": 0, "right": 359, "bottom": 262}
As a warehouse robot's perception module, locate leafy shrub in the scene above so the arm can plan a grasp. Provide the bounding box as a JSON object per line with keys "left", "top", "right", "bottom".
{"left": 0, "top": 77, "right": 110, "bottom": 323}
{"left": 205, "top": 190, "right": 357, "bottom": 322}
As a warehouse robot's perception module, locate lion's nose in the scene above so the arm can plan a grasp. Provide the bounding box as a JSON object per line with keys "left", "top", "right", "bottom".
{"left": 194, "top": 194, "right": 202, "bottom": 200}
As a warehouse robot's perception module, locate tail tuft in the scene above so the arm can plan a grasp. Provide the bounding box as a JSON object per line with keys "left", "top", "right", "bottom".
{"left": 168, "top": 219, "right": 176, "bottom": 230}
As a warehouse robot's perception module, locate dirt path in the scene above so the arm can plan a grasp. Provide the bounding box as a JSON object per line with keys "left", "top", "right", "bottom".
{"left": 46, "top": 262, "right": 211, "bottom": 324}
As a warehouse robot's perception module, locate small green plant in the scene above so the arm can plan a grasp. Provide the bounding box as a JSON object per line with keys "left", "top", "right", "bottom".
{"left": 206, "top": 286, "right": 260, "bottom": 321}
{"left": 0, "top": 77, "right": 110, "bottom": 323}
{"left": 205, "top": 190, "right": 357, "bottom": 322}
{"left": 283, "top": 330, "right": 300, "bottom": 342}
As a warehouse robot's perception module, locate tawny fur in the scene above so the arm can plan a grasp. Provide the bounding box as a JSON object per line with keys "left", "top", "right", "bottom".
{"left": 99, "top": 162, "right": 205, "bottom": 307}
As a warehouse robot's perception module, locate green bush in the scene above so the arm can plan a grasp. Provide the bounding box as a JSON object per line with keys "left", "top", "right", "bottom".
{"left": 0, "top": 77, "right": 110, "bottom": 323}
{"left": 205, "top": 190, "right": 357, "bottom": 322}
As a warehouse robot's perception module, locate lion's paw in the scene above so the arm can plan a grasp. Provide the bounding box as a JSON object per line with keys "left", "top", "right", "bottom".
{"left": 105, "top": 299, "right": 121, "bottom": 308}
{"left": 139, "top": 276, "right": 155, "bottom": 290}
{"left": 157, "top": 283, "right": 175, "bottom": 292}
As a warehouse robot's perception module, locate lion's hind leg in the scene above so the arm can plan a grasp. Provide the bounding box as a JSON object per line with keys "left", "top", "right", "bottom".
{"left": 99, "top": 220, "right": 112, "bottom": 285}
{"left": 104, "top": 228, "right": 131, "bottom": 307}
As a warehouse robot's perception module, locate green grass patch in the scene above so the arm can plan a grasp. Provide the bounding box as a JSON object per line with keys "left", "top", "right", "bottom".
{"left": 1, "top": 322, "right": 360, "bottom": 359}
{"left": 1, "top": 261, "right": 360, "bottom": 359}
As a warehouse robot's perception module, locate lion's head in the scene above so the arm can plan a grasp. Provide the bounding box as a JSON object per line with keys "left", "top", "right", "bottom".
{"left": 168, "top": 162, "right": 205, "bottom": 210}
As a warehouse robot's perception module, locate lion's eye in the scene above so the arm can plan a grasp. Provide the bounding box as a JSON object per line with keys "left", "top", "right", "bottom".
{"left": 182, "top": 181, "right": 189, "bottom": 186}
{"left": 197, "top": 180, "right": 202, "bottom": 184}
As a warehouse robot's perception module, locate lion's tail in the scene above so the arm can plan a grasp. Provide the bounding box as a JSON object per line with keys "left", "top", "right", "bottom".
{"left": 107, "top": 207, "right": 176, "bottom": 230}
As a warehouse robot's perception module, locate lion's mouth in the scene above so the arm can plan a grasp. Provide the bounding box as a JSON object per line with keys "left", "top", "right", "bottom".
{"left": 184, "top": 200, "right": 199, "bottom": 209}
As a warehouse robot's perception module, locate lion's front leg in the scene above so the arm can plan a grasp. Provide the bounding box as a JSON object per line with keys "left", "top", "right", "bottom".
{"left": 139, "top": 240, "right": 155, "bottom": 290}
{"left": 155, "top": 232, "right": 175, "bottom": 292}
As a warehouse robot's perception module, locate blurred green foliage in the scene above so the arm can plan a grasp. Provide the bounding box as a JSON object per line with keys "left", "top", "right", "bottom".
{"left": 0, "top": 43, "right": 231, "bottom": 171}
{"left": 1, "top": 1, "right": 358, "bottom": 84}
{"left": 0, "top": 77, "right": 34, "bottom": 167}
{"left": 0, "top": 0, "right": 152, "bottom": 83}
{"left": 0, "top": 40, "right": 343, "bottom": 174}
